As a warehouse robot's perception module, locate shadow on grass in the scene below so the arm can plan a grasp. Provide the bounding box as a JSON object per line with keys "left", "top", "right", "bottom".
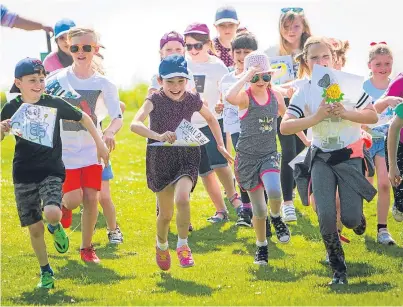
{"left": 248, "top": 265, "right": 300, "bottom": 282}
{"left": 327, "top": 281, "right": 394, "bottom": 294}
{"left": 156, "top": 272, "right": 217, "bottom": 296}
{"left": 56, "top": 259, "right": 133, "bottom": 285}
{"left": 288, "top": 207, "right": 322, "bottom": 242}
{"left": 11, "top": 288, "right": 86, "bottom": 306}
{"left": 364, "top": 235, "right": 403, "bottom": 258}
{"left": 316, "top": 261, "right": 385, "bottom": 278}
{"left": 70, "top": 209, "right": 108, "bottom": 233}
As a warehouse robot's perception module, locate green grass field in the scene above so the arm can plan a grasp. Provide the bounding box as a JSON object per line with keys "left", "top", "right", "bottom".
{"left": 1, "top": 109, "right": 403, "bottom": 306}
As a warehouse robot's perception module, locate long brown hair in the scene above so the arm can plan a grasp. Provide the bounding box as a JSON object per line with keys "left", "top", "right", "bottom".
{"left": 294, "top": 36, "right": 335, "bottom": 79}
{"left": 279, "top": 11, "right": 312, "bottom": 56}
{"left": 184, "top": 33, "right": 217, "bottom": 56}
{"left": 328, "top": 38, "right": 350, "bottom": 67}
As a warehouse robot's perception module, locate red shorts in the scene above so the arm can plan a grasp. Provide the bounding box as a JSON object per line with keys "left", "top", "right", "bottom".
{"left": 63, "top": 164, "right": 103, "bottom": 194}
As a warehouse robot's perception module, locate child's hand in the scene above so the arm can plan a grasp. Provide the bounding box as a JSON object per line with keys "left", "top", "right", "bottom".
{"left": 97, "top": 142, "right": 110, "bottom": 166}
{"left": 389, "top": 164, "right": 402, "bottom": 187}
{"left": 245, "top": 66, "right": 262, "bottom": 82}
{"left": 303, "top": 139, "right": 311, "bottom": 147}
{"left": 386, "top": 96, "right": 403, "bottom": 108}
{"left": 1, "top": 120, "right": 11, "bottom": 133}
{"left": 159, "top": 131, "right": 177, "bottom": 143}
{"left": 102, "top": 131, "right": 116, "bottom": 152}
{"left": 287, "top": 87, "right": 296, "bottom": 99}
{"left": 331, "top": 102, "right": 347, "bottom": 119}
{"left": 215, "top": 102, "right": 224, "bottom": 114}
{"left": 217, "top": 144, "right": 234, "bottom": 164}
{"left": 314, "top": 99, "right": 332, "bottom": 121}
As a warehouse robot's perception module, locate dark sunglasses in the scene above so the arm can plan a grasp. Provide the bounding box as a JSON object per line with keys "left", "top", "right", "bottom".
{"left": 251, "top": 74, "right": 272, "bottom": 83}
{"left": 185, "top": 42, "right": 204, "bottom": 51}
{"left": 281, "top": 7, "right": 304, "bottom": 14}
{"left": 69, "top": 44, "right": 96, "bottom": 53}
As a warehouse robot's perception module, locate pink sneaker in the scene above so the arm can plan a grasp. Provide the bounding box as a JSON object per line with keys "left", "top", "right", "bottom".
{"left": 156, "top": 246, "right": 171, "bottom": 271}
{"left": 176, "top": 245, "right": 194, "bottom": 268}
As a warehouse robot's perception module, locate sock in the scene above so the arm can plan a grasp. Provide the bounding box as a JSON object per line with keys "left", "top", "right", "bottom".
{"left": 256, "top": 240, "right": 268, "bottom": 247}
{"left": 47, "top": 223, "right": 60, "bottom": 234}
{"left": 177, "top": 237, "right": 188, "bottom": 249}
{"left": 40, "top": 263, "right": 54, "bottom": 275}
{"left": 242, "top": 203, "right": 252, "bottom": 209}
{"left": 157, "top": 240, "right": 169, "bottom": 251}
{"left": 377, "top": 224, "right": 387, "bottom": 232}
{"left": 270, "top": 212, "right": 280, "bottom": 218}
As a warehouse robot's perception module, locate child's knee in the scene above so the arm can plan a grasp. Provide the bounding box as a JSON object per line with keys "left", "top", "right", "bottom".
{"left": 43, "top": 204, "right": 62, "bottom": 222}
{"left": 252, "top": 204, "right": 267, "bottom": 219}
{"left": 63, "top": 190, "right": 82, "bottom": 209}
{"left": 158, "top": 210, "right": 174, "bottom": 223}
{"left": 341, "top": 214, "right": 361, "bottom": 229}
{"left": 28, "top": 221, "right": 44, "bottom": 238}
{"left": 175, "top": 194, "right": 190, "bottom": 209}
{"left": 83, "top": 189, "right": 99, "bottom": 206}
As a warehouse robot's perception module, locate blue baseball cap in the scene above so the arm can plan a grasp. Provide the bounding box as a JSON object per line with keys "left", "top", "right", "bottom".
{"left": 54, "top": 18, "right": 76, "bottom": 39}
{"left": 215, "top": 6, "right": 239, "bottom": 25}
{"left": 10, "top": 58, "right": 46, "bottom": 93}
{"left": 159, "top": 55, "right": 190, "bottom": 79}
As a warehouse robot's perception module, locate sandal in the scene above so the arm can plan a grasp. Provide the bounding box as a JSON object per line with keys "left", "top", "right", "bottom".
{"left": 207, "top": 210, "right": 229, "bottom": 223}
{"left": 228, "top": 193, "right": 242, "bottom": 212}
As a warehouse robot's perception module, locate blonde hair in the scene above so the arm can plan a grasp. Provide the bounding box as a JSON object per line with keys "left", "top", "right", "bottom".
{"left": 279, "top": 11, "right": 312, "bottom": 56}
{"left": 67, "top": 27, "right": 105, "bottom": 75}
{"left": 328, "top": 38, "right": 350, "bottom": 67}
{"left": 184, "top": 33, "right": 218, "bottom": 56}
{"left": 368, "top": 43, "right": 393, "bottom": 63}
{"left": 294, "top": 36, "right": 335, "bottom": 79}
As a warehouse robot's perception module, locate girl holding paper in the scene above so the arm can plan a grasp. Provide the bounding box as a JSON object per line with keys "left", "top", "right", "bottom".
{"left": 265, "top": 7, "right": 312, "bottom": 223}
{"left": 363, "top": 43, "right": 397, "bottom": 245}
{"left": 226, "top": 51, "right": 291, "bottom": 265}
{"left": 131, "top": 54, "right": 232, "bottom": 270}
{"left": 280, "top": 36, "right": 378, "bottom": 284}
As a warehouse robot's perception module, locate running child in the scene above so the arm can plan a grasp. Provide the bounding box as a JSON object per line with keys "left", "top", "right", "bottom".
{"left": 0, "top": 58, "right": 108, "bottom": 288}
{"left": 280, "top": 36, "right": 378, "bottom": 284}
{"left": 130, "top": 54, "right": 233, "bottom": 270}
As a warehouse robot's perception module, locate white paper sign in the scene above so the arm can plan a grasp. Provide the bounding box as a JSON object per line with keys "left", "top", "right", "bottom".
{"left": 269, "top": 55, "right": 295, "bottom": 85}
{"left": 288, "top": 148, "right": 309, "bottom": 170}
{"left": 367, "top": 108, "right": 394, "bottom": 128}
{"left": 149, "top": 119, "right": 210, "bottom": 147}
{"left": 310, "top": 64, "right": 364, "bottom": 108}
{"left": 10, "top": 103, "right": 57, "bottom": 148}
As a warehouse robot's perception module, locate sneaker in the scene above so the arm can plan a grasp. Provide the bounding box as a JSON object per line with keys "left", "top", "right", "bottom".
{"left": 60, "top": 206, "right": 72, "bottom": 228}
{"left": 176, "top": 245, "right": 195, "bottom": 268}
{"left": 392, "top": 203, "right": 403, "bottom": 222}
{"left": 207, "top": 211, "right": 229, "bottom": 223}
{"left": 254, "top": 245, "right": 268, "bottom": 265}
{"left": 107, "top": 225, "right": 123, "bottom": 244}
{"left": 271, "top": 215, "right": 291, "bottom": 243}
{"left": 377, "top": 228, "right": 396, "bottom": 245}
{"left": 329, "top": 271, "right": 348, "bottom": 285}
{"left": 353, "top": 214, "right": 366, "bottom": 235}
{"left": 80, "top": 245, "right": 100, "bottom": 264}
{"left": 156, "top": 246, "right": 171, "bottom": 271}
{"left": 281, "top": 203, "right": 297, "bottom": 223}
{"left": 266, "top": 216, "right": 272, "bottom": 238}
{"left": 236, "top": 207, "right": 252, "bottom": 227}
{"left": 37, "top": 271, "right": 55, "bottom": 289}
{"left": 48, "top": 223, "right": 69, "bottom": 254}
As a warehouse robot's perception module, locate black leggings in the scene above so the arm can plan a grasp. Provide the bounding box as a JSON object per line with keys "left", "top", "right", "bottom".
{"left": 277, "top": 114, "right": 306, "bottom": 202}
{"left": 385, "top": 135, "right": 403, "bottom": 212}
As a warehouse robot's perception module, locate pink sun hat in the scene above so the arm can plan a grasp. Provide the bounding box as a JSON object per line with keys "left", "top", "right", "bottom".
{"left": 244, "top": 51, "right": 279, "bottom": 74}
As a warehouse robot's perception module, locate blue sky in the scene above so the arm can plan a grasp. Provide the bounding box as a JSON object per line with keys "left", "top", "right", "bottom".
{"left": 1, "top": 0, "right": 402, "bottom": 90}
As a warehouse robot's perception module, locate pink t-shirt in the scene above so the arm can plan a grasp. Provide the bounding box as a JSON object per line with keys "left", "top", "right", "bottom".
{"left": 385, "top": 73, "right": 403, "bottom": 141}
{"left": 43, "top": 52, "right": 64, "bottom": 73}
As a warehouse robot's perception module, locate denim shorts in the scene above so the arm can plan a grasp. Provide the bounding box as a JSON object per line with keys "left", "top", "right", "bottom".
{"left": 369, "top": 137, "right": 385, "bottom": 160}
{"left": 199, "top": 119, "right": 228, "bottom": 177}
{"left": 102, "top": 163, "right": 114, "bottom": 181}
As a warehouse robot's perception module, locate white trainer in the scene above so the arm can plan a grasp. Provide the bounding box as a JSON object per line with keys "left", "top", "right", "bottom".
{"left": 377, "top": 229, "right": 396, "bottom": 246}
{"left": 281, "top": 203, "right": 297, "bottom": 222}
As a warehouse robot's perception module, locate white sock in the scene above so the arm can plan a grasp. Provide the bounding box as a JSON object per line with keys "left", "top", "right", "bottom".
{"left": 177, "top": 237, "right": 188, "bottom": 248}
{"left": 270, "top": 211, "right": 280, "bottom": 218}
{"left": 256, "top": 240, "right": 268, "bottom": 247}
{"left": 157, "top": 239, "right": 169, "bottom": 251}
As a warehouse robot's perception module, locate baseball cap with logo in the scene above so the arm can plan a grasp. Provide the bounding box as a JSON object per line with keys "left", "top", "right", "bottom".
{"left": 159, "top": 54, "right": 190, "bottom": 79}
{"left": 54, "top": 18, "right": 76, "bottom": 39}
{"left": 10, "top": 58, "right": 46, "bottom": 93}
{"left": 215, "top": 6, "right": 240, "bottom": 25}
{"left": 160, "top": 31, "right": 185, "bottom": 49}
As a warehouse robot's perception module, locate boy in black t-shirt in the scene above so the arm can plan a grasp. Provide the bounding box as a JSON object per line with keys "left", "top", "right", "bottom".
{"left": 0, "top": 58, "right": 109, "bottom": 289}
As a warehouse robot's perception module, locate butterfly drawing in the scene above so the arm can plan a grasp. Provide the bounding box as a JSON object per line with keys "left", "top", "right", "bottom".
{"left": 317, "top": 73, "right": 344, "bottom": 104}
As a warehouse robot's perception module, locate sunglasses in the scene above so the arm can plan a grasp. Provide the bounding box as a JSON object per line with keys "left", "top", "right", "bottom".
{"left": 69, "top": 44, "right": 97, "bottom": 53}
{"left": 281, "top": 7, "right": 304, "bottom": 14}
{"left": 185, "top": 42, "right": 205, "bottom": 51}
{"left": 251, "top": 73, "right": 272, "bottom": 83}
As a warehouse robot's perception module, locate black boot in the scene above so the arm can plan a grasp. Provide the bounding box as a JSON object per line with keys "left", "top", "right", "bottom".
{"left": 322, "top": 232, "right": 348, "bottom": 285}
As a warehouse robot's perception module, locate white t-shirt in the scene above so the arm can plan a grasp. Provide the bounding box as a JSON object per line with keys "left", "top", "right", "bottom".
{"left": 219, "top": 70, "right": 245, "bottom": 134}
{"left": 286, "top": 81, "right": 372, "bottom": 151}
{"left": 46, "top": 67, "right": 122, "bottom": 169}
{"left": 186, "top": 55, "right": 229, "bottom": 128}
{"left": 148, "top": 70, "right": 196, "bottom": 92}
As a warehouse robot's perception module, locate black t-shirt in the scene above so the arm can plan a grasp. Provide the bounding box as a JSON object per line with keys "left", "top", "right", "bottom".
{"left": 1, "top": 94, "right": 83, "bottom": 184}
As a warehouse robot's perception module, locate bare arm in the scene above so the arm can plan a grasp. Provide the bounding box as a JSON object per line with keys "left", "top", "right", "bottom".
{"left": 333, "top": 103, "right": 378, "bottom": 124}
{"left": 12, "top": 16, "right": 53, "bottom": 33}
{"left": 387, "top": 116, "right": 403, "bottom": 187}
{"left": 374, "top": 96, "right": 403, "bottom": 113}
{"left": 226, "top": 67, "right": 258, "bottom": 107}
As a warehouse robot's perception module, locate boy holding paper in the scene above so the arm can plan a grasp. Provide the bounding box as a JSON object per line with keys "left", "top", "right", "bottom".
{"left": 0, "top": 58, "right": 109, "bottom": 289}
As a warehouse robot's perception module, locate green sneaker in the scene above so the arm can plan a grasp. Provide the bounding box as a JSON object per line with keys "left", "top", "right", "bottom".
{"left": 37, "top": 271, "right": 55, "bottom": 289}
{"left": 49, "top": 223, "right": 69, "bottom": 254}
